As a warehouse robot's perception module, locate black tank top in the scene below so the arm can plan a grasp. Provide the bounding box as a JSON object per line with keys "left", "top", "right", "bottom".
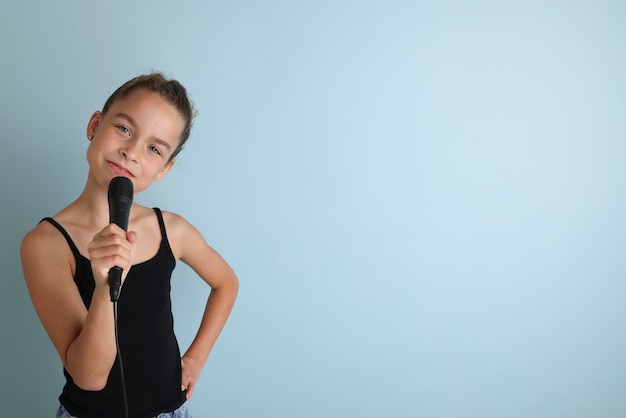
{"left": 41, "top": 208, "right": 186, "bottom": 418}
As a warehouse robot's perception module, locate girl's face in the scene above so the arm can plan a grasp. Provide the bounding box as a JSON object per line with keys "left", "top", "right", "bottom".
{"left": 86, "top": 89, "right": 185, "bottom": 193}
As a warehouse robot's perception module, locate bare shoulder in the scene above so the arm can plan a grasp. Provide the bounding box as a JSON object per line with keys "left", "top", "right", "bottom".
{"left": 21, "top": 219, "right": 77, "bottom": 299}
{"left": 21, "top": 220, "right": 73, "bottom": 270}
{"left": 22, "top": 218, "right": 59, "bottom": 247}
{"left": 160, "top": 209, "right": 200, "bottom": 237}
{"left": 159, "top": 210, "right": 206, "bottom": 259}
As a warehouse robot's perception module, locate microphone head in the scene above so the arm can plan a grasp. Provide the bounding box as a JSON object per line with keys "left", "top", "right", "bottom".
{"left": 108, "top": 176, "right": 134, "bottom": 201}
{"left": 108, "top": 176, "right": 134, "bottom": 231}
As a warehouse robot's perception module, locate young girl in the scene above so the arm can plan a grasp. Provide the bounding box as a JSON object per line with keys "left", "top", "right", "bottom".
{"left": 20, "top": 73, "right": 239, "bottom": 418}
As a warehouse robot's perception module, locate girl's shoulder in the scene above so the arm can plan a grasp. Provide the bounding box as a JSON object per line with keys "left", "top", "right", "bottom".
{"left": 159, "top": 208, "right": 189, "bottom": 228}
{"left": 21, "top": 217, "right": 77, "bottom": 279}
{"left": 157, "top": 209, "right": 208, "bottom": 260}
{"left": 22, "top": 206, "right": 89, "bottom": 251}
{"left": 159, "top": 209, "right": 199, "bottom": 240}
{"left": 22, "top": 218, "right": 68, "bottom": 252}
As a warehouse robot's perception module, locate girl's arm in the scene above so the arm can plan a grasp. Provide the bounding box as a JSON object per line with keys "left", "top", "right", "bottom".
{"left": 166, "top": 212, "right": 239, "bottom": 399}
{"left": 21, "top": 222, "right": 135, "bottom": 390}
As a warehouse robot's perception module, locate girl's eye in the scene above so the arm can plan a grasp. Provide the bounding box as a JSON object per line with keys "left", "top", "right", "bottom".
{"left": 149, "top": 146, "right": 161, "bottom": 155}
{"left": 117, "top": 125, "right": 131, "bottom": 135}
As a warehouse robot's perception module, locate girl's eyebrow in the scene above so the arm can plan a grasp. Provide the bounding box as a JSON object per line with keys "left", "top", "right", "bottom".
{"left": 113, "top": 112, "right": 173, "bottom": 152}
{"left": 114, "top": 112, "right": 137, "bottom": 127}
{"left": 154, "top": 137, "right": 172, "bottom": 152}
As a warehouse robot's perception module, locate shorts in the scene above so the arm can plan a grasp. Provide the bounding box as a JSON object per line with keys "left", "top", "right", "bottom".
{"left": 55, "top": 403, "right": 192, "bottom": 418}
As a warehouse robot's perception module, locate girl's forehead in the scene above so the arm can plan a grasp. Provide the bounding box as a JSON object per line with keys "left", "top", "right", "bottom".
{"left": 111, "top": 89, "right": 169, "bottom": 109}
{"left": 109, "top": 91, "right": 184, "bottom": 123}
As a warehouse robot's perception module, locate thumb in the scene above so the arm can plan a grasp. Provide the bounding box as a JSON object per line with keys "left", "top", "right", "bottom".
{"left": 126, "top": 231, "right": 137, "bottom": 243}
{"left": 123, "top": 231, "right": 137, "bottom": 273}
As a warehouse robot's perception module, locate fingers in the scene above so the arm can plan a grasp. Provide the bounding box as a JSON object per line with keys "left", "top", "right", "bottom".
{"left": 186, "top": 381, "right": 195, "bottom": 399}
{"left": 181, "top": 359, "right": 187, "bottom": 391}
{"left": 88, "top": 224, "right": 136, "bottom": 285}
{"left": 181, "top": 358, "right": 197, "bottom": 400}
{"left": 126, "top": 231, "right": 137, "bottom": 244}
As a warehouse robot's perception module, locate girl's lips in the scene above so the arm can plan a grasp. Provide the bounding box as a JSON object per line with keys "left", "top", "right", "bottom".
{"left": 108, "top": 161, "right": 134, "bottom": 177}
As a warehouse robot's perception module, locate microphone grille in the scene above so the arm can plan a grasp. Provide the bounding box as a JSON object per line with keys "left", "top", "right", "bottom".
{"left": 108, "top": 176, "right": 134, "bottom": 200}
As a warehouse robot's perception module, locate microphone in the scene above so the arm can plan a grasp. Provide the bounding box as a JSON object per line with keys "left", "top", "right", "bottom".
{"left": 107, "top": 176, "right": 134, "bottom": 302}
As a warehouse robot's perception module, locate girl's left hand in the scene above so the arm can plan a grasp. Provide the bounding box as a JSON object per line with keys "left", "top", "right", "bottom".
{"left": 181, "top": 355, "right": 202, "bottom": 399}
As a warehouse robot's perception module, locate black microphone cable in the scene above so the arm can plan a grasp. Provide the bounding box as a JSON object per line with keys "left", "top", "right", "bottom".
{"left": 113, "top": 300, "right": 130, "bottom": 418}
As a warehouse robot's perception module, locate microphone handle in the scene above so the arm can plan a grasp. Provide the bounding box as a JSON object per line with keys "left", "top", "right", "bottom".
{"left": 109, "top": 266, "right": 123, "bottom": 302}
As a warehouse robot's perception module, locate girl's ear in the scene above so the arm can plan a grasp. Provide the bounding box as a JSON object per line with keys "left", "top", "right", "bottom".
{"left": 155, "top": 159, "right": 175, "bottom": 181}
{"left": 86, "top": 111, "right": 102, "bottom": 140}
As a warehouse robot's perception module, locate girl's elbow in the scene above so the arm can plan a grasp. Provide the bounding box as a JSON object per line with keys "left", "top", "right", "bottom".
{"left": 76, "top": 379, "right": 108, "bottom": 392}
{"left": 72, "top": 372, "right": 109, "bottom": 391}
{"left": 215, "top": 273, "right": 239, "bottom": 293}
{"left": 230, "top": 274, "right": 240, "bottom": 291}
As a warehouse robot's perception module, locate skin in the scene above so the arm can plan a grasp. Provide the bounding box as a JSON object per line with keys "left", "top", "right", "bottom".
{"left": 20, "top": 89, "right": 239, "bottom": 399}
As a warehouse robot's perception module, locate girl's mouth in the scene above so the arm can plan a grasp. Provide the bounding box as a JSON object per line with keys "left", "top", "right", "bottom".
{"left": 108, "top": 161, "right": 134, "bottom": 177}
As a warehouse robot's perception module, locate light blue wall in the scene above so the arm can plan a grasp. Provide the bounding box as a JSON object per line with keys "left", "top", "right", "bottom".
{"left": 1, "top": 1, "right": 625, "bottom": 416}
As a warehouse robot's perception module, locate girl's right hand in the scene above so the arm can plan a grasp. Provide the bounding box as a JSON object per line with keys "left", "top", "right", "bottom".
{"left": 87, "top": 224, "right": 136, "bottom": 289}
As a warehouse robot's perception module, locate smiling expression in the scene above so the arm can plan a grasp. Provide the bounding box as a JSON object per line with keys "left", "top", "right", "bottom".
{"left": 86, "top": 89, "right": 185, "bottom": 193}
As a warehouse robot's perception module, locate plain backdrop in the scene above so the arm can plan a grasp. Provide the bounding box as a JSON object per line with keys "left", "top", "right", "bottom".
{"left": 1, "top": 1, "right": 625, "bottom": 417}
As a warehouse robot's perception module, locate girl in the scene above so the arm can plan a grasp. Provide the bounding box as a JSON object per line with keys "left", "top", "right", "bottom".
{"left": 21, "top": 73, "right": 239, "bottom": 418}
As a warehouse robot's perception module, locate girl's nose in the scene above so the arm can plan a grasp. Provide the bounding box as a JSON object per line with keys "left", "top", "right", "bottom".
{"left": 120, "top": 142, "right": 140, "bottom": 162}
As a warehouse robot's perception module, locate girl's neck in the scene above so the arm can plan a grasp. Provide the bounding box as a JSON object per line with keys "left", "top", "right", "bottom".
{"left": 62, "top": 175, "right": 118, "bottom": 227}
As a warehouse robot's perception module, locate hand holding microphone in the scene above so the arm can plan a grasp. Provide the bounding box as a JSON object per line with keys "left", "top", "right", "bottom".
{"left": 86, "top": 176, "right": 135, "bottom": 302}
{"left": 107, "top": 177, "right": 134, "bottom": 302}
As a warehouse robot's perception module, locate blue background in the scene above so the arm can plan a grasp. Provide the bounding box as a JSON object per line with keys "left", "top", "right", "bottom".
{"left": 1, "top": 1, "right": 625, "bottom": 416}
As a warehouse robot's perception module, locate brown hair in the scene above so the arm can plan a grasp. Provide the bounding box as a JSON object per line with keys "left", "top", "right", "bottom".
{"left": 102, "top": 72, "right": 196, "bottom": 161}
